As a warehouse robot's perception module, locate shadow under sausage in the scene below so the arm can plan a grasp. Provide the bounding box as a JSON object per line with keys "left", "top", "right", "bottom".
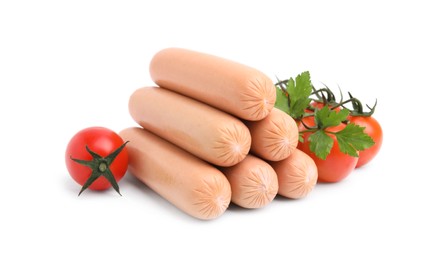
{"left": 123, "top": 172, "right": 214, "bottom": 222}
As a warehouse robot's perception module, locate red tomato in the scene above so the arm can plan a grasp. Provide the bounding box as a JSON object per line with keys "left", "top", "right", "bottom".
{"left": 65, "top": 127, "right": 128, "bottom": 194}
{"left": 297, "top": 115, "right": 315, "bottom": 131}
{"left": 309, "top": 101, "right": 341, "bottom": 112}
{"left": 297, "top": 118, "right": 358, "bottom": 183}
{"left": 348, "top": 115, "right": 383, "bottom": 168}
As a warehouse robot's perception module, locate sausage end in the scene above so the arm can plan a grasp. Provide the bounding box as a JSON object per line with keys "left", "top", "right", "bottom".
{"left": 212, "top": 123, "right": 251, "bottom": 167}
{"left": 222, "top": 155, "right": 278, "bottom": 209}
{"left": 192, "top": 175, "right": 232, "bottom": 220}
{"left": 240, "top": 75, "right": 276, "bottom": 121}
{"left": 271, "top": 149, "right": 318, "bottom": 199}
{"left": 236, "top": 165, "right": 278, "bottom": 208}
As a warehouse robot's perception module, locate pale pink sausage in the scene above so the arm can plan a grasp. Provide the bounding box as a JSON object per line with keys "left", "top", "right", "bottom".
{"left": 149, "top": 47, "right": 276, "bottom": 121}
{"left": 129, "top": 87, "right": 251, "bottom": 167}
{"left": 244, "top": 108, "right": 298, "bottom": 161}
{"left": 269, "top": 149, "right": 318, "bottom": 199}
{"left": 120, "top": 127, "right": 232, "bottom": 220}
{"left": 219, "top": 155, "right": 278, "bottom": 209}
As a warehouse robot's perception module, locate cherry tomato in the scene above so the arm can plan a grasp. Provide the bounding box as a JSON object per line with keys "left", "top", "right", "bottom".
{"left": 309, "top": 101, "right": 341, "bottom": 112}
{"left": 65, "top": 127, "right": 128, "bottom": 195}
{"left": 296, "top": 116, "right": 313, "bottom": 132}
{"left": 297, "top": 117, "right": 358, "bottom": 183}
{"left": 348, "top": 115, "right": 383, "bottom": 168}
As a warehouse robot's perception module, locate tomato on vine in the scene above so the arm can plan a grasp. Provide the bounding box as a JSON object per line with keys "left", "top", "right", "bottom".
{"left": 275, "top": 71, "right": 376, "bottom": 182}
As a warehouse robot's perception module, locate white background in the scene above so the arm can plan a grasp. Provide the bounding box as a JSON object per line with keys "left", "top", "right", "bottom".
{"left": 1, "top": 0, "right": 438, "bottom": 259}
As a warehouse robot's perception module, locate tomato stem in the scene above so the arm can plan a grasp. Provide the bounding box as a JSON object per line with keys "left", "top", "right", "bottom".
{"left": 311, "top": 88, "right": 330, "bottom": 105}
{"left": 274, "top": 78, "right": 289, "bottom": 89}
{"left": 310, "top": 84, "right": 342, "bottom": 105}
{"left": 337, "top": 92, "right": 377, "bottom": 117}
{"left": 99, "top": 162, "right": 107, "bottom": 172}
{"left": 70, "top": 141, "right": 129, "bottom": 196}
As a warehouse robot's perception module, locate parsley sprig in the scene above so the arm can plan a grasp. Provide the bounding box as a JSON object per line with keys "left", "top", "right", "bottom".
{"left": 275, "top": 71, "right": 312, "bottom": 120}
{"left": 275, "top": 71, "right": 375, "bottom": 160}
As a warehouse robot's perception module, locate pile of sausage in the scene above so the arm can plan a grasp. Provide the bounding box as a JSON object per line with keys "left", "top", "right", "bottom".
{"left": 120, "top": 48, "right": 318, "bottom": 220}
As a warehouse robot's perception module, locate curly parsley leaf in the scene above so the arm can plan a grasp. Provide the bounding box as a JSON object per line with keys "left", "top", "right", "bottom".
{"left": 335, "top": 123, "right": 375, "bottom": 157}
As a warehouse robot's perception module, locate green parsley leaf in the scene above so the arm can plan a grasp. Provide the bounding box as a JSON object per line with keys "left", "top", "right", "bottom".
{"left": 314, "top": 106, "right": 350, "bottom": 129}
{"left": 287, "top": 71, "right": 313, "bottom": 119}
{"left": 308, "top": 129, "right": 334, "bottom": 160}
{"left": 275, "top": 87, "right": 289, "bottom": 114}
{"left": 298, "top": 133, "right": 304, "bottom": 143}
{"left": 274, "top": 71, "right": 313, "bottom": 120}
{"left": 334, "top": 123, "right": 375, "bottom": 157}
{"left": 294, "top": 71, "right": 312, "bottom": 94}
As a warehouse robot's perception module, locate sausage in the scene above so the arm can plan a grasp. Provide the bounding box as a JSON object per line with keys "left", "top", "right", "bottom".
{"left": 129, "top": 87, "right": 251, "bottom": 167}
{"left": 149, "top": 47, "right": 276, "bottom": 121}
{"left": 268, "top": 149, "right": 318, "bottom": 199}
{"left": 119, "top": 127, "right": 232, "bottom": 220}
{"left": 244, "top": 108, "right": 298, "bottom": 161}
{"left": 219, "top": 155, "right": 278, "bottom": 209}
